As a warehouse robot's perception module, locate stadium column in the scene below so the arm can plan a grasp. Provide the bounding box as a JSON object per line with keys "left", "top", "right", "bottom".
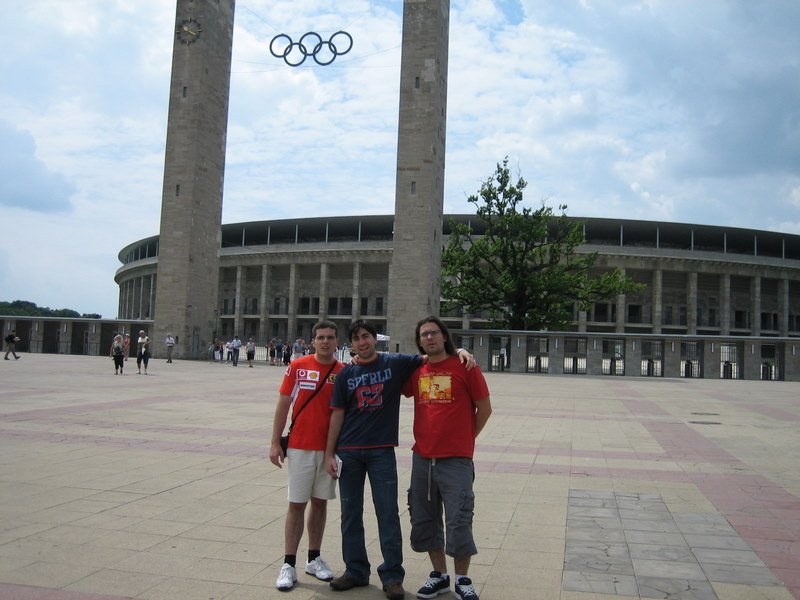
{"left": 388, "top": 0, "right": 450, "bottom": 353}
{"left": 352, "top": 263, "right": 362, "bottom": 319}
{"left": 652, "top": 269, "right": 662, "bottom": 334}
{"left": 615, "top": 267, "right": 626, "bottom": 334}
{"left": 234, "top": 266, "right": 242, "bottom": 337}
{"left": 259, "top": 265, "right": 269, "bottom": 340}
{"left": 320, "top": 263, "right": 330, "bottom": 320}
{"left": 287, "top": 264, "right": 298, "bottom": 339}
{"left": 154, "top": 0, "right": 235, "bottom": 359}
{"left": 687, "top": 271, "right": 697, "bottom": 335}
{"left": 720, "top": 274, "right": 731, "bottom": 335}
{"left": 779, "top": 278, "right": 789, "bottom": 337}
{"left": 751, "top": 275, "right": 761, "bottom": 336}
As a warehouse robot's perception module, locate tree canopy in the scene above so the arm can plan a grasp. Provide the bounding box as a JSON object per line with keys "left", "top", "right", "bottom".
{"left": 0, "top": 300, "right": 101, "bottom": 319}
{"left": 440, "top": 158, "right": 643, "bottom": 330}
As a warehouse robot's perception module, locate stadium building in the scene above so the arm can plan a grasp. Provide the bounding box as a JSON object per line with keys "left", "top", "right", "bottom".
{"left": 110, "top": 214, "right": 800, "bottom": 381}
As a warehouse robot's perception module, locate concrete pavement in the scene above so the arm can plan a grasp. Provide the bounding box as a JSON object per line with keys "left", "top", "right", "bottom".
{"left": 1, "top": 353, "right": 799, "bottom": 599}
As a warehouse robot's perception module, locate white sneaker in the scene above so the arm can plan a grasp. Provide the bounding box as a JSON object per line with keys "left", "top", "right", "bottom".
{"left": 276, "top": 563, "right": 297, "bottom": 590}
{"left": 305, "top": 556, "right": 334, "bottom": 581}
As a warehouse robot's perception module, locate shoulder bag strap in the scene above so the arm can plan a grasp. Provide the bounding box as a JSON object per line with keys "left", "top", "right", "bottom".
{"left": 287, "top": 361, "right": 338, "bottom": 435}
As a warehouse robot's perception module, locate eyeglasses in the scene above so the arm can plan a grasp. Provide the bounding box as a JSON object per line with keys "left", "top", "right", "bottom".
{"left": 419, "top": 329, "right": 441, "bottom": 339}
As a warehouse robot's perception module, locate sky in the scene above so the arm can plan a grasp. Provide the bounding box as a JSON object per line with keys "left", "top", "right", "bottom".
{"left": 1, "top": 0, "right": 799, "bottom": 319}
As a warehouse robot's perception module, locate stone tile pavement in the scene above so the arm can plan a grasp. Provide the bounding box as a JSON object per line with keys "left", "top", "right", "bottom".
{"left": 0, "top": 354, "right": 799, "bottom": 599}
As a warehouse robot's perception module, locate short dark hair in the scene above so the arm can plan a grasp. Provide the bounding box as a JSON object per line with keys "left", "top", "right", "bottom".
{"left": 312, "top": 320, "right": 338, "bottom": 337}
{"left": 348, "top": 319, "right": 377, "bottom": 342}
{"left": 415, "top": 315, "right": 456, "bottom": 356}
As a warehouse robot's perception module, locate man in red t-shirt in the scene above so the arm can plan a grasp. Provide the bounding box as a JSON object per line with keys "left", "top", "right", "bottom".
{"left": 403, "top": 316, "right": 492, "bottom": 600}
{"left": 270, "top": 320, "right": 344, "bottom": 591}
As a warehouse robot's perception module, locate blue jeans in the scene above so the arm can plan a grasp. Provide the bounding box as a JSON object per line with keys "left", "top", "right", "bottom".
{"left": 338, "top": 447, "right": 404, "bottom": 585}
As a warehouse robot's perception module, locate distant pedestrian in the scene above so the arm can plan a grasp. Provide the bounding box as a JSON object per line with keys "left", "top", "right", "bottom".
{"left": 4, "top": 329, "right": 20, "bottom": 360}
{"left": 291, "top": 338, "right": 304, "bottom": 361}
{"left": 164, "top": 333, "right": 175, "bottom": 363}
{"left": 123, "top": 334, "right": 131, "bottom": 362}
{"left": 231, "top": 335, "right": 242, "bottom": 366}
{"left": 136, "top": 330, "right": 150, "bottom": 375}
{"left": 246, "top": 337, "right": 256, "bottom": 368}
{"left": 110, "top": 334, "right": 125, "bottom": 374}
{"left": 268, "top": 339, "right": 277, "bottom": 365}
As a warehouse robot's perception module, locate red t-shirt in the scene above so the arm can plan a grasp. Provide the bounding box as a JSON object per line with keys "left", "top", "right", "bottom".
{"left": 279, "top": 355, "right": 344, "bottom": 451}
{"left": 403, "top": 355, "right": 490, "bottom": 459}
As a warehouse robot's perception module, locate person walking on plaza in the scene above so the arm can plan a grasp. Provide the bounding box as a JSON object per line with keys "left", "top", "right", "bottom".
{"left": 4, "top": 329, "right": 20, "bottom": 360}
{"left": 245, "top": 337, "right": 256, "bottom": 368}
{"left": 123, "top": 333, "right": 131, "bottom": 362}
{"left": 110, "top": 334, "right": 125, "bottom": 375}
{"left": 269, "top": 320, "right": 344, "bottom": 591}
{"left": 136, "top": 330, "right": 150, "bottom": 374}
{"left": 291, "top": 338, "right": 305, "bottom": 361}
{"left": 268, "top": 338, "right": 277, "bottom": 365}
{"left": 231, "top": 335, "right": 242, "bottom": 366}
{"left": 275, "top": 339, "right": 284, "bottom": 366}
{"left": 284, "top": 342, "right": 292, "bottom": 366}
{"left": 403, "top": 317, "right": 492, "bottom": 600}
{"left": 164, "top": 333, "right": 175, "bottom": 363}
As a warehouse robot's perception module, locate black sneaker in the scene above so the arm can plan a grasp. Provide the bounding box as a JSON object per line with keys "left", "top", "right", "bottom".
{"left": 454, "top": 577, "right": 478, "bottom": 600}
{"left": 417, "top": 571, "right": 450, "bottom": 598}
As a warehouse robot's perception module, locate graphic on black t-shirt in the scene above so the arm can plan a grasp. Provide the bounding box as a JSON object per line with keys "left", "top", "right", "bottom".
{"left": 356, "top": 383, "right": 384, "bottom": 410}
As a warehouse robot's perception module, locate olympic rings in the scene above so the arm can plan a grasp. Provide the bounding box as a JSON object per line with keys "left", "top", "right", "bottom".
{"left": 269, "top": 30, "right": 353, "bottom": 67}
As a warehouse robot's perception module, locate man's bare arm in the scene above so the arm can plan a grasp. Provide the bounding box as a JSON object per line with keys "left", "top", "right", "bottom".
{"left": 268, "top": 394, "right": 293, "bottom": 468}
{"left": 324, "top": 408, "right": 345, "bottom": 478}
{"left": 474, "top": 397, "right": 492, "bottom": 438}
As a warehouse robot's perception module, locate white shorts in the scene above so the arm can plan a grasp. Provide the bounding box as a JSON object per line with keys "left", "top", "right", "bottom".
{"left": 287, "top": 448, "right": 336, "bottom": 503}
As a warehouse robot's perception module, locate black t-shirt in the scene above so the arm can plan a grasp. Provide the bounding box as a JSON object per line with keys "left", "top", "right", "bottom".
{"left": 5, "top": 334, "right": 15, "bottom": 344}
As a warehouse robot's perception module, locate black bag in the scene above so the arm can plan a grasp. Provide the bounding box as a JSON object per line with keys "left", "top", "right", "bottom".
{"left": 280, "top": 434, "right": 289, "bottom": 454}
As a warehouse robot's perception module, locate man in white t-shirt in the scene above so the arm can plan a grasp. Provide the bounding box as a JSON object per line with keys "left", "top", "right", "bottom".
{"left": 164, "top": 334, "right": 175, "bottom": 363}
{"left": 231, "top": 335, "right": 242, "bottom": 366}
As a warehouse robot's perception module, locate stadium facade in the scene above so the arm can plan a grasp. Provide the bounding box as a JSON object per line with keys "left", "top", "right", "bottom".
{"left": 105, "top": 214, "right": 800, "bottom": 381}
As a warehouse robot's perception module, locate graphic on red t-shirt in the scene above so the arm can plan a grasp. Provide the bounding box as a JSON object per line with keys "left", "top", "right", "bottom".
{"left": 418, "top": 375, "right": 452, "bottom": 404}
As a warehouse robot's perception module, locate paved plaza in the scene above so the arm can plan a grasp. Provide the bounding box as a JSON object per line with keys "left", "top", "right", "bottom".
{"left": 1, "top": 354, "right": 799, "bottom": 600}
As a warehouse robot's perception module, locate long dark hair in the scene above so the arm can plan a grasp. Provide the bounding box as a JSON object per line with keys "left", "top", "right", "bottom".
{"left": 415, "top": 315, "right": 456, "bottom": 356}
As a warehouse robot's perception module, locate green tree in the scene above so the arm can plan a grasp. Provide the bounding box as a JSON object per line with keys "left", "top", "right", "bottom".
{"left": 0, "top": 300, "right": 100, "bottom": 319}
{"left": 441, "top": 158, "right": 643, "bottom": 330}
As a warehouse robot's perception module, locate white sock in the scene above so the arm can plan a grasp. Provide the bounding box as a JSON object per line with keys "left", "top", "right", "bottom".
{"left": 455, "top": 574, "right": 468, "bottom": 583}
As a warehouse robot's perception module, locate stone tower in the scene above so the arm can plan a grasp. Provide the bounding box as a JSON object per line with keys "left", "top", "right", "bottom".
{"left": 387, "top": 0, "right": 451, "bottom": 352}
{"left": 153, "top": 0, "right": 235, "bottom": 358}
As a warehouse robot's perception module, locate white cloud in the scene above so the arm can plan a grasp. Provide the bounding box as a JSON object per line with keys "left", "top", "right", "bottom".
{"left": 1, "top": 0, "right": 799, "bottom": 318}
{"left": 0, "top": 122, "right": 76, "bottom": 212}
{"left": 791, "top": 187, "right": 800, "bottom": 209}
